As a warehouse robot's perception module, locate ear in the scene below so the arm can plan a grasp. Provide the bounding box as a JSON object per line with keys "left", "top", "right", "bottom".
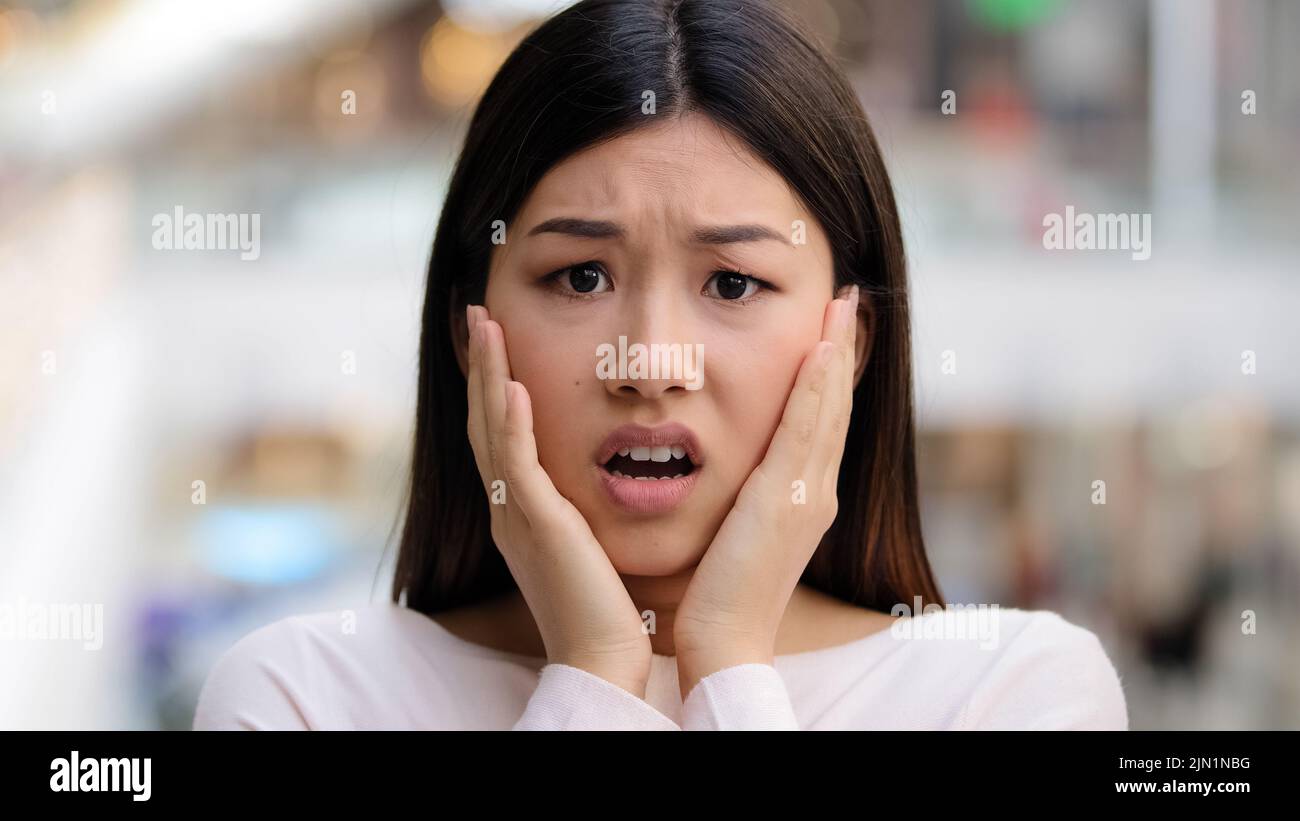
{"left": 852, "top": 293, "right": 875, "bottom": 389}
{"left": 450, "top": 286, "right": 470, "bottom": 379}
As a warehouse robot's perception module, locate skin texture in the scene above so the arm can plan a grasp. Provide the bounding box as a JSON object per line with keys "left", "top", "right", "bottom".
{"left": 454, "top": 111, "right": 878, "bottom": 701}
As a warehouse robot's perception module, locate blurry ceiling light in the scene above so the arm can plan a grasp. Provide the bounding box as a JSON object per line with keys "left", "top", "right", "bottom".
{"left": 0, "top": 0, "right": 410, "bottom": 159}
{"left": 105, "top": 0, "right": 302, "bottom": 47}
{"left": 198, "top": 0, "right": 300, "bottom": 43}
{"left": 442, "top": 0, "right": 574, "bottom": 34}
{"left": 420, "top": 16, "right": 514, "bottom": 107}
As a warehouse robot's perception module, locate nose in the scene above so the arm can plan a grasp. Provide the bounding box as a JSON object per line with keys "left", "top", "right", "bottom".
{"left": 599, "top": 284, "right": 700, "bottom": 401}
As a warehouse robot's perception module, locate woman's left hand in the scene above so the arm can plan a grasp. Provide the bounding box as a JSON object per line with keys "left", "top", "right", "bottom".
{"left": 674, "top": 284, "right": 860, "bottom": 700}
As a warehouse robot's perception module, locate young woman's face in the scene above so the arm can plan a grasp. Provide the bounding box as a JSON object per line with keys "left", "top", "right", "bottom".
{"left": 483, "top": 112, "right": 838, "bottom": 576}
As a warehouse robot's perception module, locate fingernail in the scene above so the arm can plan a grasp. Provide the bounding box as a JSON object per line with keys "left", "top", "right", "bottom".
{"left": 468, "top": 305, "right": 480, "bottom": 334}
{"left": 851, "top": 284, "right": 860, "bottom": 307}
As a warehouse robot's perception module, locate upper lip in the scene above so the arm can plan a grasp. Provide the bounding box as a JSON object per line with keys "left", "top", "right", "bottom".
{"left": 596, "top": 423, "right": 704, "bottom": 468}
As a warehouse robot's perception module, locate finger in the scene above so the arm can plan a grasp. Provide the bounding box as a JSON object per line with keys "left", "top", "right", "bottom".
{"left": 816, "top": 286, "right": 858, "bottom": 481}
{"left": 760, "top": 289, "right": 846, "bottom": 480}
{"left": 498, "top": 379, "right": 573, "bottom": 538}
{"left": 760, "top": 338, "right": 835, "bottom": 493}
{"left": 466, "top": 308, "right": 497, "bottom": 496}
{"left": 480, "top": 318, "right": 512, "bottom": 467}
{"left": 811, "top": 296, "right": 847, "bottom": 466}
{"left": 835, "top": 285, "right": 856, "bottom": 396}
{"left": 825, "top": 287, "right": 859, "bottom": 482}
{"left": 466, "top": 308, "right": 532, "bottom": 543}
{"left": 470, "top": 310, "right": 535, "bottom": 530}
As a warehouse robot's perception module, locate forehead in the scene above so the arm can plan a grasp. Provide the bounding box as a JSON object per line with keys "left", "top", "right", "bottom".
{"left": 516, "top": 113, "right": 806, "bottom": 226}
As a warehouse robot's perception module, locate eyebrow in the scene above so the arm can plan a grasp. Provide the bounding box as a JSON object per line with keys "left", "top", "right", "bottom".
{"left": 525, "top": 217, "right": 790, "bottom": 246}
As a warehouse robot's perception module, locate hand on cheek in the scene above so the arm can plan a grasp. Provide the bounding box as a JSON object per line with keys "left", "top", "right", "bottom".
{"left": 464, "top": 305, "right": 655, "bottom": 696}
{"left": 673, "top": 284, "right": 860, "bottom": 701}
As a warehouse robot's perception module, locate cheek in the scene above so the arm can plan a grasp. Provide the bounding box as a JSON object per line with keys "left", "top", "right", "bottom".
{"left": 703, "top": 327, "right": 815, "bottom": 478}
{"left": 498, "top": 322, "right": 596, "bottom": 475}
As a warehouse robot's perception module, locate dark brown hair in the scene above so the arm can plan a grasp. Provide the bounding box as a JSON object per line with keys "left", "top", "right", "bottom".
{"left": 391, "top": 0, "right": 944, "bottom": 617}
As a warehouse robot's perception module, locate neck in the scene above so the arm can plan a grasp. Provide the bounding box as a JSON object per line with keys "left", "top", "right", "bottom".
{"left": 619, "top": 569, "right": 695, "bottom": 656}
{"left": 493, "top": 575, "right": 816, "bottom": 659}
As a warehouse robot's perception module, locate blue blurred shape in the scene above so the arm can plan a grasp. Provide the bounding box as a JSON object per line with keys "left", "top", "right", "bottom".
{"left": 195, "top": 503, "right": 344, "bottom": 585}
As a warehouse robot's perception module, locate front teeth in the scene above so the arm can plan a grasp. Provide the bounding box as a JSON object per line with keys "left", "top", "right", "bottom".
{"left": 622, "top": 445, "right": 687, "bottom": 462}
{"left": 611, "top": 470, "right": 686, "bottom": 480}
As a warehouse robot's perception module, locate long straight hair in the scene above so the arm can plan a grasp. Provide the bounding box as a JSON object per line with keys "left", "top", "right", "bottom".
{"left": 392, "top": 0, "right": 944, "bottom": 616}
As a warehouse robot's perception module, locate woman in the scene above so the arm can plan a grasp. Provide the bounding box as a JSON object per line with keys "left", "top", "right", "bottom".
{"left": 194, "top": 0, "right": 1127, "bottom": 730}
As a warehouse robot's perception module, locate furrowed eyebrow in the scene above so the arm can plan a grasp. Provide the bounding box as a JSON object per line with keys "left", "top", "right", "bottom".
{"left": 690, "top": 223, "right": 789, "bottom": 246}
{"left": 526, "top": 217, "right": 789, "bottom": 246}
{"left": 526, "top": 218, "right": 623, "bottom": 240}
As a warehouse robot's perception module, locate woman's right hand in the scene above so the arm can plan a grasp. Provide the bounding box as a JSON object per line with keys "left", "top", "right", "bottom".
{"left": 465, "top": 304, "right": 654, "bottom": 696}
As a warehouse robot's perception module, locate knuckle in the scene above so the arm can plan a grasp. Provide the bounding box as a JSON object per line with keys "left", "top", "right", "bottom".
{"left": 501, "top": 462, "right": 527, "bottom": 488}
{"left": 796, "top": 418, "right": 816, "bottom": 445}
{"left": 780, "top": 416, "right": 815, "bottom": 446}
{"left": 832, "top": 410, "right": 849, "bottom": 434}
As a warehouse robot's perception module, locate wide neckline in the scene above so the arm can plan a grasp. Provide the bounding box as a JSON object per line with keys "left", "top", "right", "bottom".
{"left": 412, "top": 605, "right": 927, "bottom": 666}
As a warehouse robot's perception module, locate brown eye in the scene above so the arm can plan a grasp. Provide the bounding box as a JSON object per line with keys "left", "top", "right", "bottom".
{"left": 705, "top": 270, "right": 759, "bottom": 300}
{"left": 545, "top": 261, "right": 612, "bottom": 300}
{"left": 568, "top": 263, "right": 607, "bottom": 293}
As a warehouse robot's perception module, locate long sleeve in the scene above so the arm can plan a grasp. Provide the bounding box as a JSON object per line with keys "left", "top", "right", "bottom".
{"left": 512, "top": 663, "right": 681, "bottom": 730}
{"left": 955, "top": 613, "right": 1129, "bottom": 730}
{"left": 680, "top": 663, "right": 800, "bottom": 730}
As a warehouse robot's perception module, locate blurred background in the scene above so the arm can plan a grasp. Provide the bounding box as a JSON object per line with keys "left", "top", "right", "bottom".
{"left": 1, "top": 0, "right": 1297, "bottom": 730}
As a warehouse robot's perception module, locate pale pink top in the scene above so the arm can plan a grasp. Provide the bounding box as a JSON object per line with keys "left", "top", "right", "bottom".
{"left": 192, "top": 602, "right": 1129, "bottom": 730}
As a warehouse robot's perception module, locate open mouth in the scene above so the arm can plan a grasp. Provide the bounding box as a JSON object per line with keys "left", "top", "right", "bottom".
{"left": 595, "top": 423, "right": 703, "bottom": 513}
{"left": 602, "top": 446, "right": 698, "bottom": 481}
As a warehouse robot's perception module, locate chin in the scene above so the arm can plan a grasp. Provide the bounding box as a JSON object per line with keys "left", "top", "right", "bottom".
{"left": 592, "top": 523, "right": 707, "bottom": 577}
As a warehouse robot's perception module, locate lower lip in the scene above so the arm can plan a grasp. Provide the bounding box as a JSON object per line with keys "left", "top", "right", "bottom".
{"left": 597, "top": 464, "right": 700, "bottom": 515}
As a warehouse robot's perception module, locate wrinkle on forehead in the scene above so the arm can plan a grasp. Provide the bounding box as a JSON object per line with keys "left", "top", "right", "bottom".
{"left": 536, "top": 118, "right": 794, "bottom": 225}
{"left": 491, "top": 112, "right": 829, "bottom": 282}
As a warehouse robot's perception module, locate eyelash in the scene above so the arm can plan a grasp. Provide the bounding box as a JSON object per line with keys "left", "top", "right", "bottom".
{"left": 541, "top": 262, "right": 774, "bottom": 306}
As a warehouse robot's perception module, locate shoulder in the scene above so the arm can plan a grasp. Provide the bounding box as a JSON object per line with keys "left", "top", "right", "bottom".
{"left": 766, "top": 605, "right": 1127, "bottom": 730}
{"left": 948, "top": 607, "right": 1129, "bottom": 730}
{"left": 192, "top": 603, "right": 440, "bottom": 730}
